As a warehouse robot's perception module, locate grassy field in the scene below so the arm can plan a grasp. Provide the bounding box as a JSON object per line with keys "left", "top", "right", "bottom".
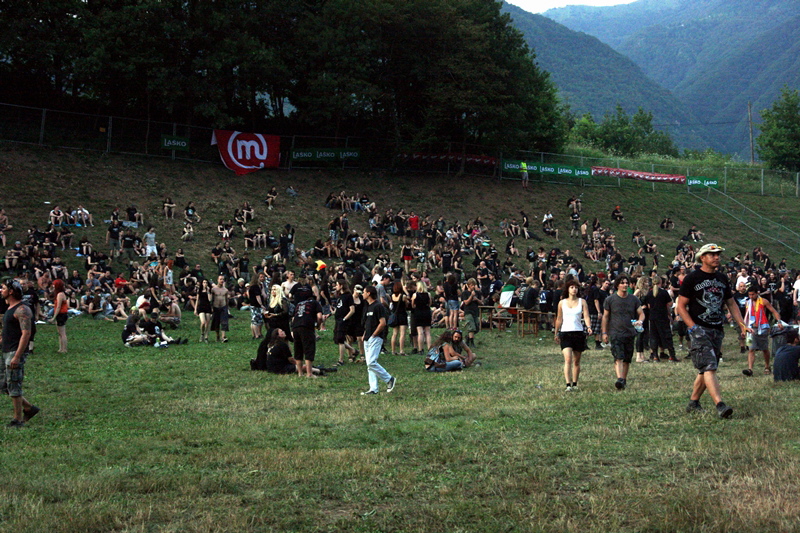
{"left": 3, "top": 315, "right": 800, "bottom": 532}
{"left": 3, "top": 144, "right": 800, "bottom": 532}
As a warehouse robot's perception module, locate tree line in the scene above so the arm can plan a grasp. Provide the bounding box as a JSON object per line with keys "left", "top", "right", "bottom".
{"left": 0, "top": 0, "right": 566, "bottom": 154}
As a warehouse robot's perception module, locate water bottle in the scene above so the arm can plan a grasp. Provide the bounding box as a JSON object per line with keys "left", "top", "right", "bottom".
{"left": 631, "top": 319, "right": 644, "bottom": 333}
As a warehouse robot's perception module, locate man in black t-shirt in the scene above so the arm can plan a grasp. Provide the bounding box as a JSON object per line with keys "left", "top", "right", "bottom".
{"left": 290, "top": 280, "right": 323, "bottom": 377}
{"left": 677, "top": 244, "right": 747, "bottom": 418}
{"left": 333, "top": 280, "right": 357, "bottom": 365}
{"left": 360, "top": 285, "right": 396, "bottom": 395}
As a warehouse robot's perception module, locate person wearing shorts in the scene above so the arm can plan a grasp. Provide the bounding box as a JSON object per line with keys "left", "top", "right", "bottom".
{"left": 290, "top": 283, "right": 323, "bottom": 377}
{"left": 1, "top": 280, "right": 40, "bottom": 428}
{"left": 210, "top": 276, "right": 230, "bottom": 342}
{"left": 742, "top": 285, "right": 782, "bottom": 376}
{"left": 677, "top": 243, "right": 748, "bottom": 418}
{"left": 460, "top": 279, "right": 481, "bottom": 349}
{"left": 555, "top": 279, "right": 592, "bottom": 391}
{"left": 601, "top": 275, "right": 644, "bottom": 390}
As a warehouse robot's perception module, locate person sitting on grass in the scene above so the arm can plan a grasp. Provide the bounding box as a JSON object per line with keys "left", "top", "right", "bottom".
{"left": 611, "top": 206, "right": 625, "bottom": 222}
{"left": 773, "top": 328, "right": 800, "bottom": 382}
{"left": 424, "top": 329, "right": 477, "bottom": 372}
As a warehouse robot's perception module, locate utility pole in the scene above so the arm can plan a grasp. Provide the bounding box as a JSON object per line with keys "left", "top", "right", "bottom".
{"left": 748, "top": 101, "right": 755, "bottom": 165}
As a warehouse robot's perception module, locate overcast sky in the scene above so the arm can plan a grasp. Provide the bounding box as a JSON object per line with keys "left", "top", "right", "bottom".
{"left": 505, "top": 0, "right": 638, "bottom": 14}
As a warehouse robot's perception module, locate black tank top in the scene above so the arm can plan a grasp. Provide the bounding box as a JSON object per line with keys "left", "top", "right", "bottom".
{"left": 2, "top": 303, "right": 23, "bottom": 352}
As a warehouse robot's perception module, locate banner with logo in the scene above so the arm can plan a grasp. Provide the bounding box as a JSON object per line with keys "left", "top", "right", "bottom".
{"left": 211, "top": 130, "right": 280, "bottom": 175}
{"left": 686, "top": 177, "right": 719, "bottom": 187}
{"left": 591, "top": 166, "right": 685, "bottom": 184}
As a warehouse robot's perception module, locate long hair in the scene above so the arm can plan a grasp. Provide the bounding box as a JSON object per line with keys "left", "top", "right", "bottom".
{"left": 53, "top": 278, "right": 65, "bottom": 296}
{"left": 269, "top": 284, "right": 284, "bottom": 309}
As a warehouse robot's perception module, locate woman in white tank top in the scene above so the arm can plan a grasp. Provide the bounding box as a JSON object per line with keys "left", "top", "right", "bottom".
{"left": 554, "top": 279, "right": 593, "bottom": 391}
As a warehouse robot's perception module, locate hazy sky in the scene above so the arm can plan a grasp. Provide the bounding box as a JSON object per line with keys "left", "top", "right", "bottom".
{"left": 505, "top": 0, "right": 638, "bottom": 14}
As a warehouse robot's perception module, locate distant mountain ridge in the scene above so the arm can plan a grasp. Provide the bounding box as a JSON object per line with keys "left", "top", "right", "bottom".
{"left": 501, "top": 3, "right": 708, "bottom": 151}
{"left": 544, "top": 0, "right": 800, "bottom": 155}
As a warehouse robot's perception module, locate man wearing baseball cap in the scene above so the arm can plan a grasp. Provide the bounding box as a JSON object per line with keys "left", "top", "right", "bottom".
{"left": 677, "top": 244, "right": 747, "bottom": 418}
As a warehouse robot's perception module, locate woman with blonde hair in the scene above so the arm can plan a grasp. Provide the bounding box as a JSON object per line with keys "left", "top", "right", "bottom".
{"left": 411, "top": 280, "right": 433, "bottom": 354}
{"left": 554, "top": 279, "right": 592, "bottom": 391}
{"left": 265, "top": 283, "right": 292, "bottom": 341}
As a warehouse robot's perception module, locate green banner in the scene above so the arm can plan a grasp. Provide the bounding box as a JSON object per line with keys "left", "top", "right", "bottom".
{"left": 161, "top": 135, "right": 190, "bottom": 152}
{"left": 502, "top": 160, "right": 589, "bottom": 177}
{"left": 687, "top": 177, "right": 719, "bottom": 187}
{"left": 292, "top": 148, "right": 360, "bottom": 161}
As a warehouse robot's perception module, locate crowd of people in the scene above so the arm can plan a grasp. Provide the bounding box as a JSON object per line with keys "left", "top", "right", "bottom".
{"left": 2, "top": 182, "right": 799, "bottom": 428}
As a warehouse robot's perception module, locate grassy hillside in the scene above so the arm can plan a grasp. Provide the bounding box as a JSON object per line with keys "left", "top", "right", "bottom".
{"left": 2, "top": 143, "right": 800, "bottom": 274}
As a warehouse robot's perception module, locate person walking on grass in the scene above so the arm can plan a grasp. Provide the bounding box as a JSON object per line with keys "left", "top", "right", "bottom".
{"left": 601, "top": 275, "right": 644, "bottom": 391}
{"left": 210, "top": 275, "right": 230, "bottom": 343}
{"left": 742, "top": 284, "right": 782, "bottom": 376}
{"left": 677, "top": 244, "right": 748, "bottom": 418}
{"left": 554, "top": 279, "right": 592, "bottom": 392}
{"left": 360, "top": 285, "right": 396, "bottom": 395}
{"left": 1, "top": 280, "right": 40, "bottom": 428}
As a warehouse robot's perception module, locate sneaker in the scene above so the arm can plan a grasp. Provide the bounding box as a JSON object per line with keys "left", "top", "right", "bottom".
{"left": 411, "top": 348, "right": 419, "bottom": 355}
{"left": 615, "top": 378, "right": 625, "bottom": 390}
{"left": 668, "top": 356, "right": 680, "bottom": 362}
{"left": 716, "top": 402, "right": 733, "bottom": 419}
{"left": 649, "top": 354, "right": 659, "bottom": 363}
{"left": 764, "top": 367, "right": 771, "bottom": 375}
{"left": 23, "top": 406, "right": 40, "bottom": 422}
{"left": 742, "top": 368, "right": 753, "bottom": 376}
{"left": 6, "top": 419, "right": 23, "bottom": 429}
{"left": 686, "top": 400, "right": 704, "bottom": 413}
{"left": 360, "top": 390, "right": 378, "bottom": 395}
{"left": 740, "top": 346, "right": 746, "bottom": 354}
{"left": 387, "top": 376, "right": 397, "bottom": 393}
{"left": 565, "top": 385, "right": 573, "bottom": 392}
{"left": 679, "top": 343, "right": 684, "bottom": 351}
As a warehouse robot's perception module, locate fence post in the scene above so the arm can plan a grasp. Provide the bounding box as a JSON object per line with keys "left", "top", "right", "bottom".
{"left": 106, "top": 117, "right": 113, "bottom": 153}
{"left": 796, "top": 172, "right": 799, "bottom": 198}
{"left": 761, "top": 168, "right": 764, "bottom": 195}
{"left": 39, "top": 109, "right": 46, "bottom": 145}
{"left": 447, "top": 142, "right": 451, "bottom": 176}
{"left": 288, "top": 135, "right": 295, "bottom": 171}
{"left": 724, "top": 166, "right": 727, "bottom": 194}
{"left": 171, "top": 123, "right": 177, "bottom": 160}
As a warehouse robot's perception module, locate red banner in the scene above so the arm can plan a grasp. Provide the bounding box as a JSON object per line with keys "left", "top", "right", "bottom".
{"left": 211, "top": 130, "right": 280, "bottom": 175}
{"left": 397, "top": 152, "right": 498, "bottom": 166}
{"left": 591, "top": 166, "right": 685, "bottom": 184}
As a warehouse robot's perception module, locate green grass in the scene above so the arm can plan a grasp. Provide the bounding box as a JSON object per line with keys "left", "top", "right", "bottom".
{"left": 3, "top": 143, "right": 800, "bottom": 531}
{"left": 3, "top": 316, "right": 800, "bottom": 532}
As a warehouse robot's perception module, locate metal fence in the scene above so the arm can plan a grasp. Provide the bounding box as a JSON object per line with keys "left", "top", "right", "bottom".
{"left": 2, "top": 101, "right": 799, "bottom": 197}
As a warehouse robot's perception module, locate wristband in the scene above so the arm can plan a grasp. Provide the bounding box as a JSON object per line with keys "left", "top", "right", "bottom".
{"left": 688, "top": 325, "right": 698, "bottom": 333}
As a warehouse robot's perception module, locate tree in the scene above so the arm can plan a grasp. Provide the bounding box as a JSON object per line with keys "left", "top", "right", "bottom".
{"left": 757, "top": 86, "right": 800, "bottom": 171}
{"left": 569, "top": 105, "right": 678, "bottom": 157}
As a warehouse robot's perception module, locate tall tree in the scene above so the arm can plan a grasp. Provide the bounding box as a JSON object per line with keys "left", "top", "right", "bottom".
{"left": 757, "top": 86, "right": 800, "bottom": 171}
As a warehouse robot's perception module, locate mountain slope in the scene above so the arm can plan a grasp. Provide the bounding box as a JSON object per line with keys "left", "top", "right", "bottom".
{"left": 544, "top": 0, "right": 800, "bottom": 155}
{"left": 502, "top": 3, "right": 707, "bottom": 150}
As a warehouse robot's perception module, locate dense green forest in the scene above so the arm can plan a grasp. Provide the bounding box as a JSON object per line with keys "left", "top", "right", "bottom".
{"left": 0, "top": 0, "right": 565, "bottom": 153}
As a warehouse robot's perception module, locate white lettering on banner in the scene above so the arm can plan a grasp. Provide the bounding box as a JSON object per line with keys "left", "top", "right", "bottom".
{"left": 226, "top": 132, "right": 268, "bottom": 170}
{"left": 575, "top": 169, "right": 590, "bottom": 176}
{"left": 541, "top": 166, "right": 555, "bottom": 173}
{"left": 295, "top": 152, "right": 312, "bottom": 158}
{"left": 558, "top": 168, "right": 572, "bottom": 175}
{"left": 340, "top": 151, "right": 359, "bottom": 158}
{"left": 317, "top": 151, "right": 336, "bottom": 158}
{"left": 164, "top": 139, "right": 187, "bottom": 148}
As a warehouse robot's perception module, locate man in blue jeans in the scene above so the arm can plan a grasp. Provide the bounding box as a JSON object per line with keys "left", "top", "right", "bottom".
{"left": 360, "top": 285, "right": 396, "bottom": 395}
